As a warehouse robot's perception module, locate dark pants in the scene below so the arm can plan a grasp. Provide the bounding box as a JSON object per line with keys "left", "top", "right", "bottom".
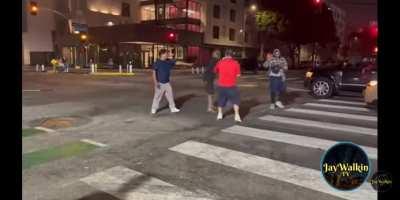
{"left": 269, "top": 76, "right": 284, "bottom": 103}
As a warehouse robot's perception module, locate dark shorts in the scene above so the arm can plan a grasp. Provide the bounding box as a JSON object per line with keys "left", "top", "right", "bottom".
{"left": 217, "top": 86, "right": 240, "bottom": 107}
{"left": 204, "top": 79, "right": 215, "bottom": 95}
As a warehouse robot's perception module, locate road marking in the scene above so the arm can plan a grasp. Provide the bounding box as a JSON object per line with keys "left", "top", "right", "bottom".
{"left": 23, "top": 89, "right": 41, "bottom": 92}
{"left": 286, "top": 87, "right": 310, "bottom": 92}
{"left": 303, "top": 103, "right": 370, "bottom": 112}
{"left": 259, "top": 115, "right": 377, "bottom": 136}
{"left": 81, "top": 139, "right": 108, "bottom": 148}
{"left": 238, "top": 83, "right": 258, "bottom": 87}
{"left": 34, "top": 126, "right": 56, "bottom": 133}
{"left": 317, "top": 99, "right": 366, "bottom": 106}
{"left": 286, "top": 78, "right": 302, "bottom": 81}
{"left": 169, "top": 141, "right": 376, "bottom": 200}
{"left": 81, "top": 166, "right": 215, "bottom": 200}
{"left": 222, "top": 125, "right": 377, "bottom": 159}
{"left": 286, "top": 108, "right": 377, "bottom": 122}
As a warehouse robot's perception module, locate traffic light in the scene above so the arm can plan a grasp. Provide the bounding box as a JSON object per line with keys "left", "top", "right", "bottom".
{"left": 167, "top": 32, "right": 177, "bottom": 43}
{"left": 29, "top": 1, "right": 38, "bottom": 16}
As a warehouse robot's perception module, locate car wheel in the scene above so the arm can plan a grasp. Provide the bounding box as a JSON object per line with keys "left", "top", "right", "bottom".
{"left": 311, "top": 78, "right": 334, "bottom": 98}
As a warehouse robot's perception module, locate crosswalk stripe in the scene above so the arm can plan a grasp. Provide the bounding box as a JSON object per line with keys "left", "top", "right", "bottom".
{"left": 80, "top": 166, "right": 215, "bottom": 200}
{"left": 259, "top": 115, "right": 377, "bottom": 136}
{"left": 222, "top": 125, "right": 377, "bottom": 159}
{"left": 303, "top": 103, "right": 370, "bottom": 112}
{"left": 169, "top": 141, "right": 377, "bottom": 200}
{"left": 285, "top": 108, "right": 377, "bottom": 122}
{"left": 317, "top": 99, "right": 366, "bottom": 106}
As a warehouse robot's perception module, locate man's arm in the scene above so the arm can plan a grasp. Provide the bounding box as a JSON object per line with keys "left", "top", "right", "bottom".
{"left": 236, "top": 61, "right": 241, "bottom": 77}
{"left": 281, "top": 58, "right": 288, "bottom": 71}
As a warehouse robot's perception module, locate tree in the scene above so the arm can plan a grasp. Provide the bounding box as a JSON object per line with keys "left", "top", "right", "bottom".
{"left": 257, "top": 0, "right": 339, "bottom": 68}
{"left": 255, "top": 10, "right": 288, "bottom": 61}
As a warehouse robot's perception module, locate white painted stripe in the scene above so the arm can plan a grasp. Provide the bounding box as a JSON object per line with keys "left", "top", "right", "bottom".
{"left": 304, "top": 103, "right": 370, "bottom": 112}
{"left": 286, "top": 108, "right": 377, "bottom": 122}
{"left": 318, "top": 99, "right": 366, "bottom": 106}
{"left": 80, "top": 139, "right": 108, "bottom": 147}
{"left": 286, "top": 87, "right": 310, "bottom": 92}
{"left": 34, "top": 126, "right": 55, "bottom": 133}
{"left": 23, "top": 89, "right": 41, "bottom": 92}
{"left": 286, "top": 78, "right": 302, "bottom": 81}
{"left": 81, "top": 166, "right": 215, "bottom": 200}
{"left": 222, "top": 125, "right": 377, "bottom": 159}
{"left": 170, "top": 141, "right": 376, "bottom": 200}
{"left": 259, "top": 115, "right": 377, "bottom": 136}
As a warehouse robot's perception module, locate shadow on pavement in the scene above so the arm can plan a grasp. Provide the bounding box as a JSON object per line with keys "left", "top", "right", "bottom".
{"left": 76, "top": 191, "right": 120, "bottom": 200}
{"left": 224, "top": 98, "right": 262, "bottom": 119}
{"left": 159, "top": 94, "right": 197, "bottom": 112}
{"left": 77, "top": 174, "right": 152, "bottom": 200}
{"left": 282, "top": 91, "right": 302, "bottom": 105}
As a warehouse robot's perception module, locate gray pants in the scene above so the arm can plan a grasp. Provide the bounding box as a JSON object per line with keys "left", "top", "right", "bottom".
{"left": 151, "top": 83, "right": 176, "bottom": 110}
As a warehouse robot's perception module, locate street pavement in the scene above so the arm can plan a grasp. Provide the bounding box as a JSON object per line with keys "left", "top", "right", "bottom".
{"left": 22, "top": 69, "right": 377, "bottom": 200}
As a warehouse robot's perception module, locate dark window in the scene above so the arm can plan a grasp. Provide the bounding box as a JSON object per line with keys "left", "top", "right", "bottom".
{"left": 213, "top": 26, "right": 220, "bottom": 39}
{"left": 244, "top": 32, "right": 248, "bottom": 43}
{"left": 213, "top": 5, "right": 220, "bottom": 19}
{"left": 231, "top": 0, "right": 236, "bottom": 3}
{"left": 229, "top": 28, "right": 235, "bottom": 41}
{"left": 230, "top": 9, "right": 236, "bottom": 22}
{"left": 121, "top": 2, "right": 130, "bottom": 17}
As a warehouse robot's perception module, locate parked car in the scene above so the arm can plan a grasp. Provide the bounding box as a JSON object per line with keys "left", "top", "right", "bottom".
{"left": 304, "top": 62, "right": 377, "bottom": 98}
{"left": 363, "top": 73, "right": 377, "bottom": 105}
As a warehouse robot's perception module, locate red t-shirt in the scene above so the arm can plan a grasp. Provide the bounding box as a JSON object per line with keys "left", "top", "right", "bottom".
{"left": 214, "top": 57, "right": 241, "bottom": 87}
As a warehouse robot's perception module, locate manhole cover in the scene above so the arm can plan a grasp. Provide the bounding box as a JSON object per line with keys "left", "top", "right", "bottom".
{"left": 32, "top": 116, "right": 90, "bottom": 130}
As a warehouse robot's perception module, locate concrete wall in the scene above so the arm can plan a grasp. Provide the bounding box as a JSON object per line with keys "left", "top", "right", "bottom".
{"left": 86, "top": 0, "right": 141, "bottom": 26}
{"left": 22, "top": 0, "right": 56, "bottom": 65}
{"left": 203, "top": 0, "right": 256, "bottom": 48}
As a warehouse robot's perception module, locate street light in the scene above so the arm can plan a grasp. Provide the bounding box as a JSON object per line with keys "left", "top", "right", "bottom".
{"left": 242, "top": 4, "right": 257, "bottom": 58}
{"left": 29, "top": 1, "right": 38, "bottom": 15}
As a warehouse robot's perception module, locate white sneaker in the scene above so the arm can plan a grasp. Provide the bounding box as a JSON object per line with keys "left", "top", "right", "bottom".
{"left": 170, "top": 108, "right": 180, "bottom": 113}
{"left": 270, "top": 104, "right": 276, "bottom": 110}
{"left": 151, "top": 109, "right": 157, "bottom": 114}
{"left": 234, "top": 115, "right": 242, "bottom": 123}
{"left": 275, "top": 101, "right": 285, "bottom": 109}
{"left": 217, "top": 112, "right": 223, "bottom": 120}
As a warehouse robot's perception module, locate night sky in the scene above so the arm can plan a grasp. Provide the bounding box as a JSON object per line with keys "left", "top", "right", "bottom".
{"left": 328, "top": 0, "right": 377, "bottom": 29}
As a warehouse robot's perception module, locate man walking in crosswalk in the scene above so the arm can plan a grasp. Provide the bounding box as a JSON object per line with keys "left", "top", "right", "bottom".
{"left": 214, "top": 49, "right": 242, "bottom": 122}
{"left": 263, "top": 49, "right": 288, "bottom": 109}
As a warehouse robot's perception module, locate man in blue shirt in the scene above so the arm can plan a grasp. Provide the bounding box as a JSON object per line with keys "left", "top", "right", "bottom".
{"left": 151, "top": 49, "right": 180, "bottom": 114}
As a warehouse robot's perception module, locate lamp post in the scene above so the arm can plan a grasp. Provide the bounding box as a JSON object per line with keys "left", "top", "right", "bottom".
{"left": 241, "top": 4, "right": 257, "bottom": 58}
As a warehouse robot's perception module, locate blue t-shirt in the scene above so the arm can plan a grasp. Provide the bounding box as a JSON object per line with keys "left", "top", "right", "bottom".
{"left": 153, "top": 59, "right": 176, "bottom": 83}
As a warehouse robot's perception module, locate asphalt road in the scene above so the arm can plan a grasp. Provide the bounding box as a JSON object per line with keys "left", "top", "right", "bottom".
{"left": 22, "top": 69, "right": 377, "bottom": 200}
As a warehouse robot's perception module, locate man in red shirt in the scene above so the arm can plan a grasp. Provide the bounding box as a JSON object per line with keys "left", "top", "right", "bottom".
{"left": 214, "top": 49, "right": 242, "bottom": 122}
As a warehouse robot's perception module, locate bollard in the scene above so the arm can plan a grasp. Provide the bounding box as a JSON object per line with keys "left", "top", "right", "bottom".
{"left": 35, "top": 64, "right": 39, "bottom": 72}
{"left": 129, "top": 64, "right": 133, "bottom": 73}
{"left": 201, "top": 66, "right": 204, "bottom": 74}
{"left": 196, "top": 67, "right": 200, "bottom": 74}
{"left": 41, "top": 64, "right": 45, "bottom": 72}
{"left": 91, "top": 64, "right": 95, "bottom": 74}
{"left": 119, "top": 65, "right": 122, "bottom": 73}
{"left": 192, "top": 67, "right": 195, "bottom": 74}
{"left": 95, "top": 64, "right": 98, "bottom": 73}
{"left": 126, "top": 64, "right": 129, "bottom": 73}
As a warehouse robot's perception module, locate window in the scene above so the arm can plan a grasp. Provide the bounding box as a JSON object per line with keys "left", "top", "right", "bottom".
{"left": 230, "top": 9, "right": 236, "bottom": 22}
{"left": 229, "top": 28, "right": 235, "bottom": 41}
{"left": 213, "top": 5, "right": 220, "bottom": 19}
{"left": 141, "top": 5, "right": 155, "bottom": 21}
{"left": 213, "top": 26, "right": 220, "bottom": 39}
{"left": 231, "top": 0, "right": 236, "bottom": 3}
{"left": 121, "top": 2, "right": 130, "bottom": 17}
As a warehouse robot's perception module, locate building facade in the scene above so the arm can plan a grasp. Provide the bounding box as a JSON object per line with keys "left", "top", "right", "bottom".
{"left": 23, "top": 0, "right": 258, "bottom": 68}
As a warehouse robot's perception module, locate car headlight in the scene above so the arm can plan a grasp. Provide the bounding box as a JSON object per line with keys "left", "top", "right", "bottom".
{"left": 368, "top": 80, "right": 378, "bottom": 86}
{"left": 306, "top": 71, "right": 313, "bottom": 78}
